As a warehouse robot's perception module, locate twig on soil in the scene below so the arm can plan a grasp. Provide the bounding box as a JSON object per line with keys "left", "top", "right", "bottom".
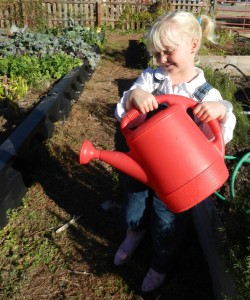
{"left": 68, "top": 270, "right": 91, "bottom": 275}
{"left": 55, "top": 215, "right": 83, "bottom": 234}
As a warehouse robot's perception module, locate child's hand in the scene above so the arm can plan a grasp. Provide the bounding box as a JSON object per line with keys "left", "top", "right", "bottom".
{"left": 193, "top": 101, "right": 226, "bottom": 123}
{"left": 125, "top": 89, "right": 158, "bottom": 114}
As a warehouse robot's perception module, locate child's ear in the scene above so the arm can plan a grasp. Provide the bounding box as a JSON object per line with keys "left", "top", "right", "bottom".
{"left": 191, "top": 38, "right": 199, "bottom": 53}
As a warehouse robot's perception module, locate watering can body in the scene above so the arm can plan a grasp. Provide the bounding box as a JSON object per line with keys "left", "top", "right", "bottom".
{"left": 80, "top": 94, "right": 229, "bottom": 213}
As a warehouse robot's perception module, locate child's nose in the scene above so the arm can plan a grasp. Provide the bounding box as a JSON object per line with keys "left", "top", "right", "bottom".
{"left": 158, "top": 52, "right": 168, "bottom": 62}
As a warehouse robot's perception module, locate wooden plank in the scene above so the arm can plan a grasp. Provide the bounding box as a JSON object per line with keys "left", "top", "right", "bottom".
{"left": 199, "top": 55, "right": 250, "bottom": 76}
{"left": 58, "top": 3, "right": 62, "bottom": 27}
{"left": 90, "top": 2, "right": 95, "bottom": 26}
{"left": 74, "top": 2, "right": 77, "bottom": 20}
{"left": 63, "top": 1, "right": 68, "bottom": 27}
{"left": 53, "top": 2, "right": 57, "bottom": 27}
{"left": 47, "top": 2, "right": 53, "bottom": 27}
{"left": 79, "top": 1, "right": 84, "bottom": 25}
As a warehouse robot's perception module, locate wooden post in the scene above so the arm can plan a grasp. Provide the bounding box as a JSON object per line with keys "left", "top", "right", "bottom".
{"left": 21, "top": 0, "right": 28, "bottom": 27}
{"left": 97, "top": 0, "right": 101, "bottom": 27}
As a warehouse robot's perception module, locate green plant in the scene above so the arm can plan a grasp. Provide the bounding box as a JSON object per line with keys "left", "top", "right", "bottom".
{"left": 38, "top": 54, "right": 83, "bottom": 79}
{"left": 0, "top": 82, "right": 5, "bottom": 100}
{"left": 0, "top": 54, "right": 82, "bottom": 107}
{"left": 59, "top": 22, "right": 105, "bottom": 52}
{"left": 0, "top": 26, "right": 101, "bottom": 70}
{"left": 0, "top": 57, "right": 9, "bottom": 75}
{"left": 7, "top": 55, "right": 44, "bottom": 85}
{"left": 200, "top": 29, "right": 250, "bottom": 56}
{"left": 5, "top": 76, "right": 28, "bottom": 102}
{"left": 0, "top": 54, "right": 83, "bottom": 84}
{"left": 0, "top": 75, "right": 28, "bottom": 108}
{"left": 204, "top": 67, "right": 250, "bottom": 149}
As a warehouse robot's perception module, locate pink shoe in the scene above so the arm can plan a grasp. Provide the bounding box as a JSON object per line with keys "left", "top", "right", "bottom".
{"left": 141, "top": 268, "right": 166, "bottom": 293}
{"left": 113, "top": 229, "right": 145, "bottom": 266}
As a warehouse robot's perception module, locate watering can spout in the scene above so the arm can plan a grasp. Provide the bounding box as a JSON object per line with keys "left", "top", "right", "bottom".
{"left": 80, "top": 140, "right": 100, "bottom": 164}
{"left": 79, "top": 140, "right": 148, "bottom": 184}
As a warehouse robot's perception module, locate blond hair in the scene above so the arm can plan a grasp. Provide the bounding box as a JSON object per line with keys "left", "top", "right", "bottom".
{"left": 146, "top": 11, "right": 216, "bottom": 56}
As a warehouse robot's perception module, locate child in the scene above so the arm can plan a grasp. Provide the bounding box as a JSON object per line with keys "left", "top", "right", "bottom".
{"left": 114, "top": 11, "right": 236, "bottom": 294}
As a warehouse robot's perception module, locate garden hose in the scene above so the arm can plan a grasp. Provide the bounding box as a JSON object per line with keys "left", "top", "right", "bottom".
{"left": 223, "top": 64, "right": 249, "bottom": 82}
{"left": 226, "top": 153, "right": 250, "bottom": 199}
{"left": 214, "top": 191, "right": 226, "bottom": 201}
{"left": 215, "top": 153, "right": 250, "bottom": 214}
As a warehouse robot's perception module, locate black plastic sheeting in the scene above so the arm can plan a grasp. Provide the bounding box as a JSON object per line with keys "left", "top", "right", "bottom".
{"left": 0, "top": 59, "right": 92, "bottom": 227}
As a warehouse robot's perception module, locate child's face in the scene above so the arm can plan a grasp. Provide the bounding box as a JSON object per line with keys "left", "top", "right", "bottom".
{"left": 153, "top": 38, "right": 197, "bottom": 75}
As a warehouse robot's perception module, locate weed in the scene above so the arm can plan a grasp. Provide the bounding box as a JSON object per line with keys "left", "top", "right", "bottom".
{"left": 204, "top": 67, "right": 250, "bottom": 148}
{"left": 0, "top": 188, "right": 66, "bottom": 297}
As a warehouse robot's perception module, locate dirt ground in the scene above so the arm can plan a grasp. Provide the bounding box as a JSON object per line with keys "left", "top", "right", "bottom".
{"left": 1, "top": 31, "right": 220, "bottom": 299}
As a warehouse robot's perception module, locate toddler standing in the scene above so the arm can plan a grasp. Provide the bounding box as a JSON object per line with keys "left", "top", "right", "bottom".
{"left": 114, "top": 11, "right": 236, "bottom": 294}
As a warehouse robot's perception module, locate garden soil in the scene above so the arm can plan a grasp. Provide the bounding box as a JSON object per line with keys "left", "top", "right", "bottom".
{"left": 0, "top": 32, "right": 216, "bottom": 299}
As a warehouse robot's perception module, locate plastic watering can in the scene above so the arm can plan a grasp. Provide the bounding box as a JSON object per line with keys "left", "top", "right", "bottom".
{"left": 79, "top": 94, "right": 229, "bottom": 213}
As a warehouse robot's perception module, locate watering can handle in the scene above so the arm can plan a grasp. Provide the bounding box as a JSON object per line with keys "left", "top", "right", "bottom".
{"left": 121, "top": 94, "right": 225, "bottom": 155}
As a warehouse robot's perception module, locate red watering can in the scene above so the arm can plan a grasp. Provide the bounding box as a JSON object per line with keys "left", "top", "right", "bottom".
{"left": 79, "top": 94, "right": 229, "bottom": 213}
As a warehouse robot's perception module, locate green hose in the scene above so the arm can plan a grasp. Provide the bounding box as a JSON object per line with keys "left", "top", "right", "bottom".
{"left": 214, "top": 191, "right": 226, "bottom": 201}
{"left": 225, "top": 155, "right": 250, "bottom": 163}
{"left": 229, "top": 152, "right": 250, "bottom": 199}
{"left": 215, "top": 153, "right": 250, "bottom": 214}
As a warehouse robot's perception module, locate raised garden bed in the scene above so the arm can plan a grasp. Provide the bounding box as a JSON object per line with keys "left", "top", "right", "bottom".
{"left": 199, "top": 55, "right": 250, "bottom": 77}
{"left": 0, "top": 60, "right": 92, "bottom": 227}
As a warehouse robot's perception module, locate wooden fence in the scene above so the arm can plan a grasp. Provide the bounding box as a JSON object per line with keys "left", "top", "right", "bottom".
{"left": 0, "top": 0, "right": 212, "bottom": 30}
{"left": 42, "top": 0, "right": 97, "bottom": 28}
{"left": 216, "top": 1, "right": 250, "bottom": 32}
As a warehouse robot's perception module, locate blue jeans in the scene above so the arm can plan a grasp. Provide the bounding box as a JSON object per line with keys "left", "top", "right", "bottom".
{"left": 122, "top": 176, "right": 191, "bottom": 273}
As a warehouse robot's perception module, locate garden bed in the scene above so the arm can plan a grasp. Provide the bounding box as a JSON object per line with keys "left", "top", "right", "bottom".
{"left": 0, "top": 61, "right": 92, "bottom": 227}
